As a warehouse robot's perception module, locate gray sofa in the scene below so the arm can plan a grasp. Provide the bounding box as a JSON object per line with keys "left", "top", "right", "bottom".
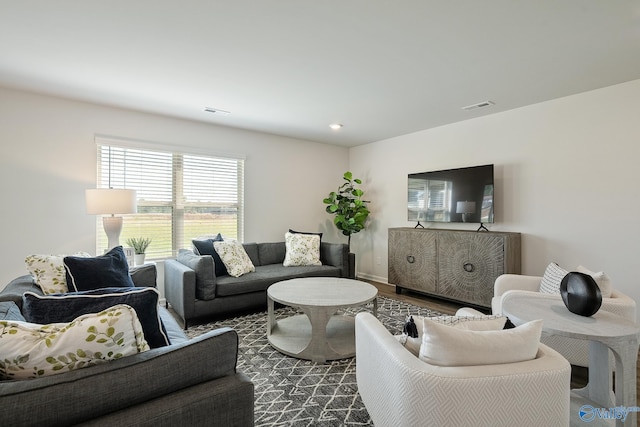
{"left": 0, "top": 265, "right": 254, "bottom": 427}
{"left": 165, "top": 241, "right": 353, "bottom": 328}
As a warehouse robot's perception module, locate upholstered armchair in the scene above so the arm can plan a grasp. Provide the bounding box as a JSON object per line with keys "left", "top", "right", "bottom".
{"left": 492, "top": 273, "right": 636, "bottom": 367}
{"left": 355, "top": 312, "right": 570, "bottom": 427}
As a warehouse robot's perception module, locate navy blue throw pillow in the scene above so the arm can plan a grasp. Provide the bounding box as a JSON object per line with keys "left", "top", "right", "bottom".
{"left": 64, "top": 246, "right": 134, "bottom": 292}
{"left": 22, "top": 287, "right": 169, "bottom": 348}
{"left": 192, "top": 234, "right": 227, "bottom": 277}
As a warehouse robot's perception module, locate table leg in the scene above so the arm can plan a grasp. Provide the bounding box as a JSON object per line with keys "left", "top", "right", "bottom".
{"left": 586, "top": 341, "right": 614, "bottom": 407}
{"left": 267, "top": 295, "right": 275, "bottom": 336}
{"left": 300, "top": 306, "right": 336, "bottom": 363}
{"left": 609, "top": 339, "right": 639, "bottom": 427}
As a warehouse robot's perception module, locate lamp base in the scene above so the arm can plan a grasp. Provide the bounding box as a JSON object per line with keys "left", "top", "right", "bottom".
{"left": 103, "top": 215, "right": 123, "bottom": 250}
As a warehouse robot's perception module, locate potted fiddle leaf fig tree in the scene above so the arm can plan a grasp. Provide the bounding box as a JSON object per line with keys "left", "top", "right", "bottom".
{"left": 323, "top": 171, "right": 370, "bottom": 252}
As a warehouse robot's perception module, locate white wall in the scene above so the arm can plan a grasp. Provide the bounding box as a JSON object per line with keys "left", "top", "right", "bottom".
{"left": 349, "top": 79, "right": 640, "bottom": 321}
{"left": 0, "top": 87, "right": 349, "bottom": 291}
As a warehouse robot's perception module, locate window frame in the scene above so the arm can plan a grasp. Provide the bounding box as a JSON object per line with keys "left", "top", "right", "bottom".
{"left": 94, "top": 135, "right": 245, "bottom": 259}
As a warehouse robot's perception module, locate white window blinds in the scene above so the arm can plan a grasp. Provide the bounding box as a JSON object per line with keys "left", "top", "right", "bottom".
{"left": 95, "top": 139, "right": 244, "bottom": 259}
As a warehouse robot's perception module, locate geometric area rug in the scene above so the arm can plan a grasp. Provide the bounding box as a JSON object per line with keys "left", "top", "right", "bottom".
{"left": 185, "top": 296, "right": 444, "bottom": 426}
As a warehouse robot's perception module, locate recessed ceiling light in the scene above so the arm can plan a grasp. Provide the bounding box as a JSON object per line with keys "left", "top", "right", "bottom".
{"left": 461, "top": 101, "right": 494, "bottom": 111}
{"left": 204, "top": 107, "right": 231, "bottom": 115}
{"left": 329, "top": 123, "right": 343, "bottom": 130}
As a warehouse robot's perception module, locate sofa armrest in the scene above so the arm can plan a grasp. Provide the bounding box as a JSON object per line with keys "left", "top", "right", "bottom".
{"left": 0, "top": 275, "right": 42, "bottom": 309}
{"left": 0, "top": 327, "right": 240, "bottom": 426}
{"left": 164, "top": 259, "right": 197, "bottom": 327}
{"left": 602, "top": 289, "right": 637, "bottom": 320}
{"left": 494, "top": 274, "right": 542, "bottom": 297}
{"left": 320, "top": 242, "right": 350, "bottom": 278}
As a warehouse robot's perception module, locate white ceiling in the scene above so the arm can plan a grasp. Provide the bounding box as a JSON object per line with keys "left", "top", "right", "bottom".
{"left": 1, "top": 1, "right": 639, "bottom": 147}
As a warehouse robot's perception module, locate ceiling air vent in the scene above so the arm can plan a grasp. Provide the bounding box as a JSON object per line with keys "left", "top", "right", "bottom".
{"left": 461, "top": 101, "right": 495, "bottom": 111}
{"left": 204, "top": 107, "right": 231, "bottom": 115}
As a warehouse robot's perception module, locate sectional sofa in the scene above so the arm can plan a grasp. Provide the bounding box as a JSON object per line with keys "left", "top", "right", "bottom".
{"left": 0, "top": 264, "right": 254, "bottom": 426}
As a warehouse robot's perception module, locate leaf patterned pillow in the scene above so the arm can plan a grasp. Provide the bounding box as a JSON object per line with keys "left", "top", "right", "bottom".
{"left": 25, "top": 252, "right": 91, "bottom": 294}
{"left": 283, "top": 232, "right": 321, "bottom": 267}
{"left": 0, "top": 304, "right": 149, "bottom": 380}
{"left": 213, "top": 240, "right": 255, "bottom": 278}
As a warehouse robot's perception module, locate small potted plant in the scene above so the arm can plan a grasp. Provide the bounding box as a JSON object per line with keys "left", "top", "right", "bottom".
{"left": 126, "top": 237, "right": 152, "bottom": 266}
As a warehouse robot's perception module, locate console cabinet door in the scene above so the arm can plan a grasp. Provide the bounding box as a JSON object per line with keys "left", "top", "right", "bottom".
{"left": 437, "top": 232, "right": 505, "bottom": 307}
{"left": 388, "top": 228, "right": 436, "bottom": 293}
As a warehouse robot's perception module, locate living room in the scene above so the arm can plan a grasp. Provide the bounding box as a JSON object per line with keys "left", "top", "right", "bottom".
{"left": 1, "top": 2, "right": 639, "bottom": 426}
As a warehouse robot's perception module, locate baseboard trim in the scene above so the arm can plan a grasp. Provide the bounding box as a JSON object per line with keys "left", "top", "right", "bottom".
{"left": 356, "top": 272, "right": 389, "bottom": 284}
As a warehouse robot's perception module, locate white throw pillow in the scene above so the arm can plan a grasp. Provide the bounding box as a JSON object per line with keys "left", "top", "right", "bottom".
{"left": 396, "top": 315, "right": 508, "bottom": 357}
{"left": 539, "top": 262, "right": 568, "bottom": 294}
{"left": 0, "top": 304, "right": 149, "bottom": 380}
{"left": 576, "top": 265, "right": 612, "bottom": 298}
{"left": 419, "top": 318, "right": 542, "bottom": 366}
{"left": 213, "top": 240, "right": 255, "bottom": 277}
{"left": 24, "top": 252, "right": 92, "bottom": 294}
{"left": 283, "top": 232, "right": 322, "bottom": 267}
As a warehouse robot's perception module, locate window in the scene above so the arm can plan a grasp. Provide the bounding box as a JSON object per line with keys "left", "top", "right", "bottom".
{"left": 95, "top": 138, "right": 244, "bottom": 259}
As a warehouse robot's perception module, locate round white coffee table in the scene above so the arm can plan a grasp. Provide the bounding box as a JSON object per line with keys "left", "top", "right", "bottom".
{"left": 267, "top": 277, "right": 378, "bottom": 363}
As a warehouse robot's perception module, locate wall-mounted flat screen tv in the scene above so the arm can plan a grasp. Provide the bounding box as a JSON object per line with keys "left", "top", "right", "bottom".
{"left": 408, "top": 164, "right": 494, "bottom": 225}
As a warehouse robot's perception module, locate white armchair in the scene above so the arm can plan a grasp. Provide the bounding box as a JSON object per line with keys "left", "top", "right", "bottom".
{"left": 492, "top": 274, "right": 637, "bottom": 367}
{"left": 355, "top": 312, "right": 571, "bottom": 427}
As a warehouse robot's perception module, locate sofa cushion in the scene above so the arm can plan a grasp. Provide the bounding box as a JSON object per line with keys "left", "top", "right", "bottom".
{"left": 0, "top": 301, "right": 25, "bottom": 321}
{"left": 129, "top": 263, "right": 158, "bottom": 288}
{"left": 243, "top": 243, "right": 260, "bottom": 266}
{"left": 215, "top": 264, "right": 342, "bottom": 297}
{"left": 64, "top": 246, "right": 134, "bottom": 292}
{"left": 258, "top": 242, "right": 286, "bottom": 266}
{"left": 177, "top": 249, "right": 216, "bottom": 301}
{"left": 539, "top": 262, "right": 568, "bottom": 294}
{"left": 24, "top": 252, "right": 91, "bottom": 294}
{"left": 214, "top": 240, "right": 256, "bottom": 277}
{"left": 0, "top": 304, "right": 149, "bottom": 380}
{"left": 22, "top": 287, "right": 169, "bottom": 349}
{"left": 283, "top": 231, "right": 321, "bottom": 267}
{"left": 396, "top": 315, "right": 508, "bottom": 357}
{"left": 419, "top": 318, "right": 542, "bottom": 366}
{"left": 192, "top": 234, "right": 228, "bottom": 277}
{"left": 576, "top": 265, "right": 612, "bottom": 298}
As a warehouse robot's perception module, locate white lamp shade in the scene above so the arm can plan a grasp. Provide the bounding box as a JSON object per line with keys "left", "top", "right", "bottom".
{"left": 86, "top": 188, "right": 138, "bottom": 215}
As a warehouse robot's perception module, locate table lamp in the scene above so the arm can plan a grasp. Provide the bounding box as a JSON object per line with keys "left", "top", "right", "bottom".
{"left": 86, "top": 188, "right": 137, "bottom": 249}
{"left": 456, "top": 201, "right": 476, "bottom": 223}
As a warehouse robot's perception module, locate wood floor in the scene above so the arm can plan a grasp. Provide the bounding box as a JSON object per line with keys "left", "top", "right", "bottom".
{"left": 366, "top": 280, "right": 640, "bottom": 406}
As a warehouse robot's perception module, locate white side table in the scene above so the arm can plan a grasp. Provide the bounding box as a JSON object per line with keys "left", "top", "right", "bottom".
{"left": 502, "top": 293, "right": 639, "bottom": 427}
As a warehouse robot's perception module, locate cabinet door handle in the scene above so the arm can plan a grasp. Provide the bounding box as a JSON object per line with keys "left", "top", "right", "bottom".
{"left": 407, "top": 255, "right": 415, "bottom": 264}
{"left": 463, "top": 262, "right": 474, "bottom": 272}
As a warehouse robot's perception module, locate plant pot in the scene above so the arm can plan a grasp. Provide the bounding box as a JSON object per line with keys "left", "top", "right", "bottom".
{"left": 134, "top": 253, "right": 146, "bottom": 266}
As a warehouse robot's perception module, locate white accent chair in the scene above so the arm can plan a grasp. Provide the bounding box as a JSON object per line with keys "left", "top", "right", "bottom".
{"left": 355, "top": 312, "right": 571, "bottom": 427}
{"left": 492, "top": 274, "right": 637, "bottom": 367}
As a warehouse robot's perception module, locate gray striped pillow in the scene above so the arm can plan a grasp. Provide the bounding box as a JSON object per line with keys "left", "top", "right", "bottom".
{"left": 539, "top": 262, "right": 568, "bottom": 294}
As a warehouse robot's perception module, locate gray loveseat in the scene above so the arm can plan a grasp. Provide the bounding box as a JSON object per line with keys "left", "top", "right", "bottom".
{"left": 0, "top": 265, "right": 254, "bottom": 427}
{"left": 165, "top": 241, "right": 353, "bottom": 328}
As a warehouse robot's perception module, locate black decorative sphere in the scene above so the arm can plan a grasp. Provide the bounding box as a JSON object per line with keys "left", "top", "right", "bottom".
{"left": 560, "top": 272, "right": 602, "bottom": 317}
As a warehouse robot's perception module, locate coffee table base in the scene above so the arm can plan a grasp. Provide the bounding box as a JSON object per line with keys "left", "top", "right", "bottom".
{"left": 268, "top": 314, "right": 356, "bottom": 363}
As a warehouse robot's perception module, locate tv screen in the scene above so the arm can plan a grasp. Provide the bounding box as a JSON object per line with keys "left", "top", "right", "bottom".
{"left": 408, "top": 164, "right": 494, "bottom": 224}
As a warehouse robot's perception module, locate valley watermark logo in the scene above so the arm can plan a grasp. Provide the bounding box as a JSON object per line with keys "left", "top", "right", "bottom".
{"left": 579, "top": 405, "right": 640, "bottom": 423}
